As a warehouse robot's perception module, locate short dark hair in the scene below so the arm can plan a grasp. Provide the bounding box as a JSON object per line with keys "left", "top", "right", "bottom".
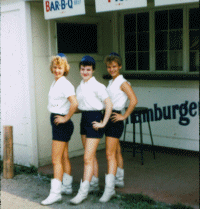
{"left": 79, "top": 61, "right": 95, "bottom": 70}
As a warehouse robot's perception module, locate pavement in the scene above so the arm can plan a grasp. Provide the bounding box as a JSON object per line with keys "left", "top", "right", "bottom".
{"left": 1, "top": 145, "right": 199, "bottom": 209}
{"left": 1, "top": 173, "right": 126, "bottom": 209}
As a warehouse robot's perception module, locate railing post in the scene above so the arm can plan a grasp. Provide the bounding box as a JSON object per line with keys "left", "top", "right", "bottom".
{"left": 3, "top": 126, "right": 14, "bottom": 179}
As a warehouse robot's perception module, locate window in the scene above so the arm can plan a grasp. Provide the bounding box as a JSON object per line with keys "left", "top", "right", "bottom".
{"left": 123, "top": 6, "right": 199, "bottom": 73}
{"left": 124, "top": 12, "right": 149, "bottom": 71}
{"left": 57, "top": 23, "right": 98, "bottom": 54}
{"left": 189, "top": 8, "right": 199, "bottom": 72}
{"left": 155, "top": 9, "right": 183, "bottom": 71}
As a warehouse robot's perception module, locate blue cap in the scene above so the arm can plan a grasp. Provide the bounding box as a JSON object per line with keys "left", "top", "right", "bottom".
{"left": 81, "top": 55, "right": 95, "bottom": 65}
{"left": 109, "top": 52, "right": 120, "bottom": 57}
{"left": 57, "top": 53, "right": 67, "bottom": 59}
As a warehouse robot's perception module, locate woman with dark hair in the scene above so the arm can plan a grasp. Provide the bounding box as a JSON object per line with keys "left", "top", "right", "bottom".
{"left": 70, "top": 55, "right": 113, "bottom": 205}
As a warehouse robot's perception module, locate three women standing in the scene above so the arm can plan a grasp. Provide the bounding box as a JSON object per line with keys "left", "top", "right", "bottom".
{"left": 41, "top": 53, "right": 78, "bottom": 205}
{"left": 42, "top": 53, "right": 137, "bottom": 205}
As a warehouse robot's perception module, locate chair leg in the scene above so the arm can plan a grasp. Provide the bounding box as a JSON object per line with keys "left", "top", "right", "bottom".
{"left": 123, "top": 122, "right": 127, "bottom": 142}
{"left": 139, "top": 121, "right": 144, "bottom": 165}
{"left": 148, "top": 121, "right": 155, "bottom": 159}
{"left": 133, "top": 123, "right": 135, "bottom": 157}
{"left": 123, "top": 122, "right": 127, "bottom": 152}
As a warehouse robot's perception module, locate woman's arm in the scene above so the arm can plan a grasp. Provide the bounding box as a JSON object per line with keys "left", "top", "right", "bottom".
{"left": 74, "top": 108, "right": 82, "bottom": 114}
{"left": 92, "top": 97, "right": 113, "bottom": 130}
{"left": 54, "top": 95, "right": 78, "bottom": 125}
{"left": 111, "top": 82, "right": 138, "bottom": 122}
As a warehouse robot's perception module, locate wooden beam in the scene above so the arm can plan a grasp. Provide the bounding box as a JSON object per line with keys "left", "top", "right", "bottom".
{"left": 3, "top": 126, "right": 14, "bottom": 179}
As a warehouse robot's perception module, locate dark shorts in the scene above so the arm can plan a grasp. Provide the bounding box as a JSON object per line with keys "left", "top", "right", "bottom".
{"left": 80, "top": 111, "right": 105, "bottom": 139}
{"left": 105, "top": 111, "right": 124, "bottom": 139}
{"left": 50, "top": 113, "right": 74, "bottom": 142}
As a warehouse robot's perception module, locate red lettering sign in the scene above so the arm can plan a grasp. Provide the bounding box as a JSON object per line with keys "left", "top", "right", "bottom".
{"left": 46, "top": 1, "right": 50, "bottom": 12}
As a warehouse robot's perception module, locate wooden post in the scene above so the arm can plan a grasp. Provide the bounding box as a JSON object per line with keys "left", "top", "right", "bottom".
{"left": 3, "top": 126, "right": 14, "bottom": 179}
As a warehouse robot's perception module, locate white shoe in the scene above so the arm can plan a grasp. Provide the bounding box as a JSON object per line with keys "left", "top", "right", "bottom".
{"left": 41, "top": 179, "right": 62, "bottom": 205}
{"left": 61, "top": 173, "right": 73, "bottom": 195}
{"left": 99, "top": 174, "right": 116, "bottom": 203}
{"left": 89, "top": 176, "right": 99, "bottom": 192}
{"left": 70, "top": 180, "right": 90, "bottom": 205}
{"left": 115, "top": 167, "right": 124, "bottom": 188}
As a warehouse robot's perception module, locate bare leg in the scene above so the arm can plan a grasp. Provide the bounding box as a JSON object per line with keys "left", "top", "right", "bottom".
{"left": 41, "top": 140, "right": 64, "bottom": 205}
{"left": 62, "top": 142, "right": 71, "bottom": 175}
{"left": 115, "top": 140, "right": 125, "bottom": 188}
{"left": 82, "top": 135, "right": 99, "bottom": 178}
{"left": 83, "top": 138, "right": 100, "bottom": 182}
{"left": 106, "top": 137, "right": 118, "bottom": 175}
{"left": 116, "top": 141, "right": 123, "bottom": 169}
{"left": 52, "top": 140, "right": 66, "bottom": 181}
{"left": 93, "top": 154, "right": 98, "bottom": 177}
{"left": 99, "top": 137, "right": 118, "bottom": 203}
{"left": 70, "top": 137, "right": 101, "bottom": 205}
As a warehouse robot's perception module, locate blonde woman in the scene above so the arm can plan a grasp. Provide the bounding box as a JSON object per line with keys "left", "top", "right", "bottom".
{"left": 41, "top": 53, "right": 78, "bottom": 205}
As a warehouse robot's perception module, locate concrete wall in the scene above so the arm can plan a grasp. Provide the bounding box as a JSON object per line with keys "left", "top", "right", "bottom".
{"left": 30, "top": 2, "right": 113, "bottom": 166}
{"left": 1, "top": 1, "right": 38, "bottom": 166}
{"left": 1, "top": 0, "right": 198, "bottom": 168}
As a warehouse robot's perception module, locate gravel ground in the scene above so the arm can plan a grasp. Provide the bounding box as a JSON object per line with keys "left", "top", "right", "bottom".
{"left": 1, "top": 174, "right": 123, "bottom": 209}
{"left": 1, "top": 173, "right": 198, "bottom": 209}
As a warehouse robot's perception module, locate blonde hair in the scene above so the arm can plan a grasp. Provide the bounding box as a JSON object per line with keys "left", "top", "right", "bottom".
{"left": 104, "top": 55, "right": 122, "bottom": 66}
{"left": 50, "top": 56, "right": 70, "bottom": 76}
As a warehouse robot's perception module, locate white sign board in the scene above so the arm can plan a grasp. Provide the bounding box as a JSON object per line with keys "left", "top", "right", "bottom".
{"left": 122, "top": 87, "right": 199, "bottom": 151}
{"left": 43, "top": 0, "right": 85, "bottom": 20}
{"left": 95, "top": 0, "right": 147, "bottom": 13}
{"left": 155, "top": 0, "right": 199, "bottom": 6}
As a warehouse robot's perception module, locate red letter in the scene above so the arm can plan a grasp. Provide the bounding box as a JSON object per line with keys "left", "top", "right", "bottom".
{"left": 46, "top": 1, "right": 50, "bottom": 12}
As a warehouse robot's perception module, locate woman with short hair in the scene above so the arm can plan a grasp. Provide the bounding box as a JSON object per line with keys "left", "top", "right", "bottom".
{"left": 70, "top": 55, "right": 113, "bottom": 205}
{"left": 41, "top": 53, "right": 78, "bottom": 205}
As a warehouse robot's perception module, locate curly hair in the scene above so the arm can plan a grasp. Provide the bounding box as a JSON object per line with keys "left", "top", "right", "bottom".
{"left": 104, "top": 55, "right": 122, "bottom": 66}
{"left": 50, "top": 56, "right": 70, "bottom": 76}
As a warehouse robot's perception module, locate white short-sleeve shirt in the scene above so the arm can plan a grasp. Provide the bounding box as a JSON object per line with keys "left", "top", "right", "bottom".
{"left": 48, "top": 76, "right": 75, "bottom": 115}
{"left": 107, "top": 75, "right": 129, "bottom": 111}
{"left": 76, "top": 77, "right": 109, "bottom": 111}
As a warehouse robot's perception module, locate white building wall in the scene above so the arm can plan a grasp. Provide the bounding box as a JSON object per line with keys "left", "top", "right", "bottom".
{"left": 1, "top": 0, "right": 198, "bottom": 168}
{"left": 115, "top": 5, "right": 199, "bottom": 151}
{"left": 1, "top": 1, "right": 38, "bottom": 166}
{"left": 122, "top": 80, "right": 199, "bottom": 151}
{"left": 0, "top": 3, "right": 2, "bottom": 158}
{"left": 30, "top": 2, "right": 111, "bottom": 166}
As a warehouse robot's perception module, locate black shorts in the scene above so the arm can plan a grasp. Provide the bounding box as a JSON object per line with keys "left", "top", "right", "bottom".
{"left": 80, "top": 111, "right": 105, "bottom": 139}
{"left": 50, "top": 113, "right": 74, "bottom": 142}
{"left": 105, "top": 111, "right": 124, "bottom": 139}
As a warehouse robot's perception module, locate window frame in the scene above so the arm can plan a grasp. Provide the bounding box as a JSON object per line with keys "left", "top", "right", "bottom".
{"left": 55, "top": 16, "right": 103, "bottom": 57}
{"left": 120, "top": 3, "right": 199, "bottom": 74}
{"left": 57, "top": 22, "right": 98, "bottom": 54}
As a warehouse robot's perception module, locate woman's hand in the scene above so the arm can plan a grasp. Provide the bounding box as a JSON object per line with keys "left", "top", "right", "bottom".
{"left": 111, "top": 112, "right": 125, "bottom": 123}
{"left": 92, "top": 120, "right": 105, "bottom": 131}
{"left": 54, "top": 115, "right": 67, "bottom": 126}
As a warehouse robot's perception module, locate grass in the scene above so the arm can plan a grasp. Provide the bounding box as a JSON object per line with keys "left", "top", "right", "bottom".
{"left": 0, "top": 160, "right": 3, "bottom": 173}
{"left": 14, "top": 165, "right": 38, "bottom": 175}
{"left": 0, "top": 161, "right": 38, "bottom": 176}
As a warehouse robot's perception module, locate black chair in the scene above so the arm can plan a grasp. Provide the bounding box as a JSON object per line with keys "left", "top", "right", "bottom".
{"left": 123, "top": 107, "right": 155, "bottom": 165}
